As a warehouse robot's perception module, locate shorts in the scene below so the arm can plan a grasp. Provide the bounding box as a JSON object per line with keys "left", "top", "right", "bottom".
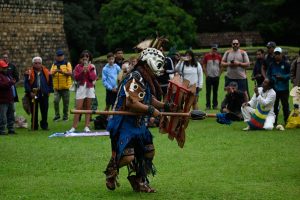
{"left": 76, "top": 83, "right": 95, "bottom": 100}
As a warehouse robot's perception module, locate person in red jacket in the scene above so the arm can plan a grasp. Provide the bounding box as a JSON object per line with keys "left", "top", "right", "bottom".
{"left": 66, "top": 50, "right": 97, "bottom": 133}
{"left": 0, "top": 60, "right": 16, "bottom": 135}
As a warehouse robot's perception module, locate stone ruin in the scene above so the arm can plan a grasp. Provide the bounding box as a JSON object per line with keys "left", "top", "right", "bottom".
{"left": 0, "top": 0, "right": 69, "bottom": 77}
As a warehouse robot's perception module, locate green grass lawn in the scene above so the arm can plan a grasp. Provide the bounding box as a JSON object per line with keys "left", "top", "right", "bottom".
{"left": 0, "top": 73, "right": 299, "bottom": 200}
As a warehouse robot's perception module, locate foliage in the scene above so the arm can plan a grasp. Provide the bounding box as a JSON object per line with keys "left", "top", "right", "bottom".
{"left": 63, "top": 1, "right": 103, "bottom": 65}
{"left": 171, "top": 0, "right": 299, "bottom": 47}
{"left": 98, "top": 0, "right": 196, "bottom": 51}
{"left": 62, "top": 0, "right": 299, "bottom": 64}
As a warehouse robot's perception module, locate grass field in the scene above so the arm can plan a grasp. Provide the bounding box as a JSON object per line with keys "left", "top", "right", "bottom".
{"left": 1, "top": 73, "right": 300, "bottom": 200}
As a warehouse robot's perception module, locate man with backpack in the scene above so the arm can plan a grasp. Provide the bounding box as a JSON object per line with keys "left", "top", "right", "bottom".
{"left": 221, "top": 39, "right": 250, "bottom": 95}
{"left": 50, "top": 49, "right": 72, "bottom": 122}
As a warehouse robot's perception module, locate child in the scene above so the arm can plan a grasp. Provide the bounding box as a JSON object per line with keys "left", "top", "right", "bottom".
{"left": 102, "top": 52, "right": 121, "bottom": 111}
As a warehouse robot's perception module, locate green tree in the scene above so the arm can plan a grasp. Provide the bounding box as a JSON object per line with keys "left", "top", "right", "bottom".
{"left": 99, "top": 0, "right": 196, "bottom": 51}
{"left": 63, "top": 0, "right": 104, "bottom": 65}
{"left": 172, "top": 0, "right": 241, "bottom": 32}
{"left": 173, "top": 0, "right": 299, "bottom": 45}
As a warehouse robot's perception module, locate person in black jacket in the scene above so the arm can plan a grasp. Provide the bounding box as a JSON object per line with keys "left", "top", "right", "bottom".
{"left": 251, "top": 49, "right": 265, "bottom": 87}
{"left": 220, "top": 81, "right": 248, "bottom": 121}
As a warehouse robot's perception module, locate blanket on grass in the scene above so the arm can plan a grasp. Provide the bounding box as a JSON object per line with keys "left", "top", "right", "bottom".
{"left": 49, "top": 131, "right": 109, "bottom": 138}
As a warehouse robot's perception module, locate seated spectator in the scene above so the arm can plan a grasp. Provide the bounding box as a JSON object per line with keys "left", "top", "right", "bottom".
{"left": 220, "top": 81, "right": 248, "bottom": 121}
{"left": 241, "top": 79, "right": 276, "bottom": 131}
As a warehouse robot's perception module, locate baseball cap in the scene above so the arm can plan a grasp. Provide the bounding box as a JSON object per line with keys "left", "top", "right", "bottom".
{"left": 211, "top": 44, "right": 218, "bottom": 49}
{"left": 274, "top": 47, "right": 282, "bottom": 53}
{"left": 56, "top": 49, "right": 64, "bottom": 56}
{"left": 266, "top": 41, "right": 276, "bottom": 48}
{"left": 0, "top": 59, "right": 8, "bottom": 68}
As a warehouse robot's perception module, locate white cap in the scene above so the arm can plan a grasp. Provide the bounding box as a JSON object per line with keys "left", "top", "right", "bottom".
{"left": 274, "top": 47, "right": 282, "bottom": 53}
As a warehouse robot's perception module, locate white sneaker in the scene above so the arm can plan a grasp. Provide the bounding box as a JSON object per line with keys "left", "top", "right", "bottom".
{"left": 65, "top": 127, "right": 76, "bottom": 134}
{"left": 84, "top": 127, "right": 91, "bottom": 133}
{"left": 276, "top": 124, "right": 285, "bottom": 131}
{"left": 242, "top": 126, "right": 250, "bottom": 131}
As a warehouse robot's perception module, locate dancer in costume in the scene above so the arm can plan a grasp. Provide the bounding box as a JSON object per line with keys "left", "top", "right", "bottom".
{"left": 104, "top": 47, "right": 174, "bottom": 193}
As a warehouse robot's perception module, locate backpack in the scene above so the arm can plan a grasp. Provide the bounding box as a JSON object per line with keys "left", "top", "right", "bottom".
{"left": 224, "top": 49, "right": 246, "bottom": 63}
{"left": 94, "top": 115, "right": 108, "bottom": 130}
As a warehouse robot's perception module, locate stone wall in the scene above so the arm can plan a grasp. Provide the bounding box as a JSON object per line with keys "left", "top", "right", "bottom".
{"left": 0, "top": 0, "right": 69, "bottom": 75}
{"left": 196, "top": 31, "right": 264, "bottom": 47}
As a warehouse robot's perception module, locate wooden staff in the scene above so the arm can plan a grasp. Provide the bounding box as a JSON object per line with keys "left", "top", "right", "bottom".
{"left": 31, "top": 88, "right": 39, "bottom": 130}
{"left": 70, "top": 109, "right": 216, "bottom": 119}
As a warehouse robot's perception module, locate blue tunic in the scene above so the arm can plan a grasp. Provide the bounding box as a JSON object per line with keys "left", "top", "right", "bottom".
{"left": 106, "top": 71, "right": 153, "bottom": 161}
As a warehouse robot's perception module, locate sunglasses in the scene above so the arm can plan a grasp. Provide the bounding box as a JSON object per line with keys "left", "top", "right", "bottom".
{"left": 232, "top": 43, "right": 239, "bottom": 46}
{"left": 274, "top": 52, "right": 281, "bottom": 55}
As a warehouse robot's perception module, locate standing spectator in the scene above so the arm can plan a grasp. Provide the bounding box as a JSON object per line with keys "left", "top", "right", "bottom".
{"left": 291, "top": 50, "right": 300, "bottom": 87}
{"left": 261, "top": 41, "right": 276, "bottom": 79}
{"left": 24, "top": 57, "right": 53, "bottom": 131}
{"left": 267, "top": 47, "right": 290, "bottom": 125}
{"left": 251, "top": 49, "right": 265, "bottom": 87}
{"left": 0, "top": 60, "right": 15, "bottom": 135}
{"left": 156, "top": 50, "right": 178, "bottom": 101}
{"left": 221, "top": 39, "right": 250, "bottom": 93}
{"left": 1, "top": 51, "right": 19, "bottom": 84}
{"left": 129, "top": 55, "right": 138, "bottom": 69}
{"left": 102, "top": 52, "right": 121, "bottom": 111}
{"left": 114, "top": 48, "right": 124, "bottom": 67}
{"left": 175, "top": 49, "right": 203, "bottom": 110}
{"left": 2, "top": 51, "right": 19, "bottom": 115}
{"left": 241, "top": 79, "right": 276, "bottom": 131}
{"left": 117, "top": 60, "right": 130, "bottom": 84}
{"left": 50, "top": 49, "right": 72, "bottom": 122}
{"left": 220, "top": 81, "right": 248, "bottom": 121}
{"left": 66, "top": 50, "right": 97, "bottom": 133}
{"left": 202, "top": 44, "right": 222, "bottom": 110}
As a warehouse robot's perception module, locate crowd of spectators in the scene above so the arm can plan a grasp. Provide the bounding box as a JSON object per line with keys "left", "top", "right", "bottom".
{"left": 0, "top": 41, "right": 299, "bottom": 135}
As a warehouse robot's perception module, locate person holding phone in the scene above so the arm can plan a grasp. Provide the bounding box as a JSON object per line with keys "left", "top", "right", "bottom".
{"left": 221, "top": 39, "right": 250, "bottom": 94}
{"left": 66, "top": 50, "right": 97, "bottom": 133}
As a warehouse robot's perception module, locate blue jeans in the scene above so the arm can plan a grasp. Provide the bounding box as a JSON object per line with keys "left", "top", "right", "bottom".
{"left": 0, "top": 103, "right": 15, "bottom": 134}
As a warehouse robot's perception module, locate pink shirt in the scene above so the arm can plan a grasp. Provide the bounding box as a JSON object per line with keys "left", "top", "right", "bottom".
{"left": 74, "top": 64, "right": 97, "bottom": 88}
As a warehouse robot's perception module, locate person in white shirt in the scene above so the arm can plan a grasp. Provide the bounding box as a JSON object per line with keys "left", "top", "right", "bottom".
{"left": 241, "top": 78, "right": 276, "bottom": 130}
{"left": 175, "top": 49, "right": 203, "bottom": 110}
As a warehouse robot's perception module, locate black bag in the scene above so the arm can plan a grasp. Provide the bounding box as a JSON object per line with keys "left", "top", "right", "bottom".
{"left": 22, "top": 95, "right": 31, "bottom": 115}
{"left": 94, "top": 115, "right": 108, "bottom": 130}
